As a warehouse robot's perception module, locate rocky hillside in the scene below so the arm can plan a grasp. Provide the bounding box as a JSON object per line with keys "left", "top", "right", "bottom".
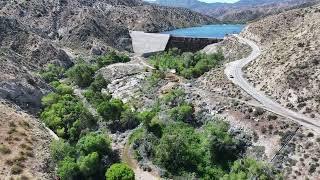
{"left": 153, "top": 0, "right": 319, "bottom": 23}
{"left": 0, "top": 100, "right": 53, "bottom": 179}
{"left": 0, "top": 0, "right": 216, "bottom": 111}
{"left": 0, "top": 0, "right": 217, "bottom": 53}
{"left": 242, "top": 4, "right": 320, "bottom": 119}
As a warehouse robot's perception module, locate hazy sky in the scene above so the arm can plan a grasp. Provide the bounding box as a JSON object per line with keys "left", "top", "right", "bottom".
{"left": 198, "top": 0, "right": 239, "bottom": 3}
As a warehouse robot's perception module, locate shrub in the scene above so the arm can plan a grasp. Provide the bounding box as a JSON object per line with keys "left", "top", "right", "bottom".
{"left": 97, "top": 99, "right": 124, "bottom": 122}
{"left": 78, "top": 152, "right": 100, "bottom": 177}
{"left": 84, "top": 89, "right": 111, "bottom": 107}
{"left": 169, "top": 104, "right": 194, "bottom": 123}
{"left": 149, "top": 49, "right": 223, "bottom": 79}
{"left": 222, "top": 158, "right": 281, "bottom": 180}
{"left": 119, "top": 107, "right": 140, "bottom": 130}
{"left": 57, "top": 157, "right": 81, "bottom": 180}
{"left": 66, "top": 63, "right": 94, "bottom": 88}
{"left": 97, "top": 51, "right": 130, "bottom": 68}
{"left": 0, "top": 144, "right": 11, "bottom": 154}
{"left": 41, "top": 93, "right": 97, "bottom": 141}
{"left": 50, "top": 140, "right": 76, "bottom": 162}
{"left": 11, "top": 164, "right": 23, "bottom": 174}
{"left": 146, "top": 70, "right": 165, "bottom": 88}
{"left": 56, "top": 84, "right": 73, "bottom": 95}
{"left": 76, "top": 132, "right": 112, "bottom": 156}
{"left": 204, "top": 121, "right": 244, "bottom": 169}
{"left": 163, "top": 89, "right": 186, "bottom": 107}
{"left": 41, "top": 92, "right": 60, "bottom": 107}
{"left": 154, "top": 123, "right": 203, "bottom": 175}
{"left": 105, "top": 163, "right": 135, "bottom": 180}
{"left": 40, "top": 64, "right": 65, "bottom": 83}
{"left": 89, "top": 74, "right": 109, "bottom": 92}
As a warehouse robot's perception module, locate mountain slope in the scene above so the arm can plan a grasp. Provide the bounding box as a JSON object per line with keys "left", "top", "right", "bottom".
{"left": 242, "top": 4, "right": 320, "bottom": 119}
{"left": 0, "top": 0, "right": 217, "bottom": 111}
{"left": 154, "top": 0, "right": 319, "bottom": 23}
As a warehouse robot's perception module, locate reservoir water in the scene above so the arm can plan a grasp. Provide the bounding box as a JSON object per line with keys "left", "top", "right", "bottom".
{"left": 160, "top": 24, "right": 245, "bottom": 38}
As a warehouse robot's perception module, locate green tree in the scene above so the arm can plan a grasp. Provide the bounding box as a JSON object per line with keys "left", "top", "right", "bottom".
{"left": 154, "top": 123, "right": 202, "bottom": 174}
{"left": 89, "top": 74, "right": 109, "bottom": 92}
{"left": 50, "top": 140, "right": 76, "bottom": 162}
{"left": 56, "top": 83, "right": 73, "bottom": 95}
{"left": 97, "top": 51, "right": 130, "bottom": 68}
{"left": 66, "top": 63, "right": 94, "bottom": 88}
{"left": 120, "top": 107, "right": 140, "bottom": 130}
{"left": 76, "top": 132, "right": 111, "bottom": 156}
{"left": 105, "top": 163, "right": 135, "bottom": 180}
{"left": 97, "top": 99, "right": 124, "bottom": 122}
{"left": 57, "top": 157, "right": 80, "bottom": 180}
{"left": 169, "top": 104, "right": 194, "bottom": 123}
{"left": 40, "top": 64, "right": 65, "bottom": 83}
{"left": 204, "top": 121, "right": 243, "bottom": 169}
{"left": 78, "top": 152, "right": 100, "bottom": 178}
{"left": 222, "top": 158, "right": 282, "bottom": 180}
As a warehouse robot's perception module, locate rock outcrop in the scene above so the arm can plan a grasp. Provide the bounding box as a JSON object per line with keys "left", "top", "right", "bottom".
{"left": 0, "top": 17, "right": 72, "bottom": 111}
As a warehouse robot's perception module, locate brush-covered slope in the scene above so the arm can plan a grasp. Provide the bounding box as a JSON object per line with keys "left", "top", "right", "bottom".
{"left": 242, "top": 4, "right": 320, "bottom": 118}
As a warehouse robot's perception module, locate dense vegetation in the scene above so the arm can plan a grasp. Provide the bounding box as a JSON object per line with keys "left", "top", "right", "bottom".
{"left": 150, "top": 48, "right": 223, "bottom": 79}
{"left": 129, "top": 88, "right": 281, "bottom": 179}
{"left": 40, "top": 51, "right": 135, "bottom": 180}
{"left": 41, "top": 82, "right": 97, "bottom": 142}
{"left": 96, "top": 51, "right": 130, "bottom": 68}
{"left": 40, "top": 51, "right": 280, "bottom": 180}
{"left": 51, "top": 133, "right": 119, "bottom": 180}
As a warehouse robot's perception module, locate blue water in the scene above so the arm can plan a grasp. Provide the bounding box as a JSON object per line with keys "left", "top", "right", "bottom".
{"left": 160, "top": 24, "right": 245, "bottom": 38}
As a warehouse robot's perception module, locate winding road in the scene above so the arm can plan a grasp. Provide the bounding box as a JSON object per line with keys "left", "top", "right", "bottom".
{"left": 224, "top": 35, "right": 320, "bottom": 132}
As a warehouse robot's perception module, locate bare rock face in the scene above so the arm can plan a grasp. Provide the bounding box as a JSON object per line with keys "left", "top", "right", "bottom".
{"left": 242, "top": 4, "right": 320, "bottom": 118}
{"left": 0, "top": 0, "right": 217, "bottom": 55}
{"left": 0, "top": 17, "right": 73, "bottom": 112}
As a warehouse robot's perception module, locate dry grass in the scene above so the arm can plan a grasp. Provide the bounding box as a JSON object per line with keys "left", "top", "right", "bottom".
{"left": 0, "top": 101, "right": 53, "bottom": 178}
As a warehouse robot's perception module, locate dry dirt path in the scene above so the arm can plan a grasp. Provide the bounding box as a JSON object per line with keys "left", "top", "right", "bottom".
{"left": 225, "top": 35, "right": 320, "bottom": 132}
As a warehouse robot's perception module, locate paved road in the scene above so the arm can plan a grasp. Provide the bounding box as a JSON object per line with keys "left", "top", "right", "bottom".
{"left": 225, "top": 35, "right": 320, "bottom": 132}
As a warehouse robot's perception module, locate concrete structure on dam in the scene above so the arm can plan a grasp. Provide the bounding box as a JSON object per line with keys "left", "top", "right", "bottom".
{"left": 130, "top": 31, "right": 222, "bottom": 56}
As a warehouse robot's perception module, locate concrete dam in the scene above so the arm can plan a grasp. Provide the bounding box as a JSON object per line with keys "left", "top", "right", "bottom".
{"left": 130, "top": 31, "right": 222, "bottom": 56}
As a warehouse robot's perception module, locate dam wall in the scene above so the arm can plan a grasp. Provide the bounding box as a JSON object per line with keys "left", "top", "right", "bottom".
{"left": 166, "top": 36, "right": 222, "bottom": 53}
{"left": 129, "top": 31, "right": 222, "bottom": 56}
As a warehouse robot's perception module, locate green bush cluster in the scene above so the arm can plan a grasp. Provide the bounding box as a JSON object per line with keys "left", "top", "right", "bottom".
{"left": 83, "top": 74, "right": 111, "bottom": 107}
{"left": 51, "top": 133, "right": 118, "bottom": 180}
{"left": 66, "top": 62, "right": 95, "bottom": 88}
{"left": 149, "top": 48, "right": 223, "bottom": 79}
{"left": 40, "top": 64, "right": 65, "bottom": 83}
{"left": 222, "top": 158, "right": 282, "bottom": 180}
{"left": 97, "top": 99, "right": 140, "bottom": 133}
{"left": 41, "top": 83, "right": 97, "bottom": 142}
{"left": 105, "top": 163, "right": 135, "bottom": 180}
{"left": 96, "top": 51, "right": 130, "bottom": 68}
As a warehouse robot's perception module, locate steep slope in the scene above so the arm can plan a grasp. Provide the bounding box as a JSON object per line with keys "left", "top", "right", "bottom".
{"left": 154, "top": 0, "right": 319, "bottom": 23}
{"left": 0, "top": 17, "right": 72, "bottom": 112}
{"left": 0, "top": 0, "right": 217, "bottom": 111}
{"left": 0, "top": 0, "right": 217, "bottom": 54}
{"left": 242, "top": 4, "right": 320, "bottom": 119}
{"left": 0, "top": 100, "right": 53, "bottom": 179}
